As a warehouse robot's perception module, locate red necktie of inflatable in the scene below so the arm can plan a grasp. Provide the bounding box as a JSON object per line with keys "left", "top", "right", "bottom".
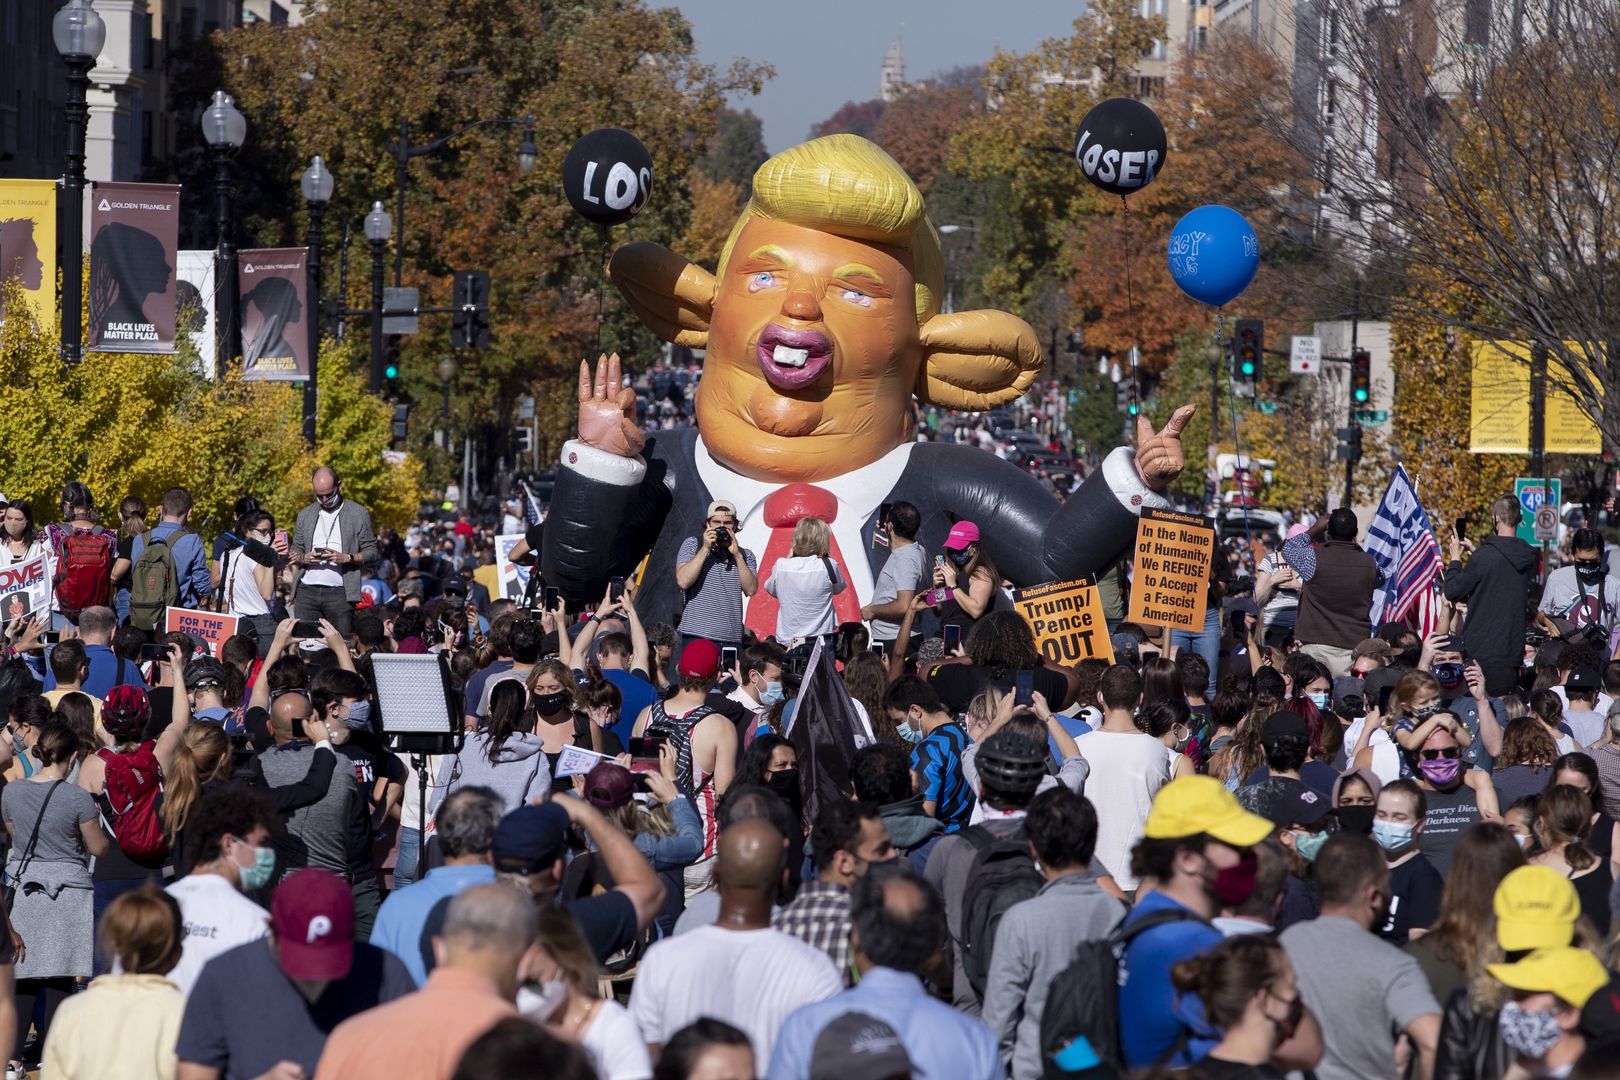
{"left": 744, "top": 483, "right": 863, "bottom": 640}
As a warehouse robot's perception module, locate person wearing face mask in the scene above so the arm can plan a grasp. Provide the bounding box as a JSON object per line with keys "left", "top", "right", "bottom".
{"left": 1537, "top": 530, "right": 1620, "bottom": 658}
{"left": 1395, "top": 669, "right": 1479, "bottom": 777}
{"left": 1118, "top": 775, "right": 1275, "bottom": 1068}
{"left": 1281, "top": 831, "right": 1443, "bottom": 1080}
{"left": 219, "top": 510, "right": 279, "bottom": 650}
{"left": 0, "top": 500, "right": 45, "bottom": 571}
{"left": 1410, "top": 717, "right": 1502, "bottom": 875}
{"left": 738, "top": 735, "right": 802, "bottom": 820}
{"left": 1331, "top": 767, "right": 1383, "bottom": 836}
{"left": 290, "top": 465, "right": 380, "bottom": 638}
{"left": 313, "top": 882, "right": 539, "bottom": 1080}
{"left": 772, "top": 799, "right": 895, "bottom": 979}
{"left": 1485, "top": 947, "right": 1611, "bottom": 1079}
{"left": 1369, "top": 780, "right": 1444, "bottom": 946}
{"left": 881, "top": 676, "right": 972, "bottom": 834}
{"left": 520, "top": 905, "right": 653, "bottom": 1080}
{"left": 1265, "top": 788, "right": 1332, "bottom": 931}
{"left": 1169, "top": 933, "right": 1324, "bottom": 1080}
{"left": 932, "top": 521, "right": 1001, "bottom": 638}
{"left": 163, "top": 785, "right": 279, "bottom": 997}
{"left": 526, "top": 659, "right": 611, "bottom": 792}
{"left": 727, "top": 641, "right": 788, "bottom": 731}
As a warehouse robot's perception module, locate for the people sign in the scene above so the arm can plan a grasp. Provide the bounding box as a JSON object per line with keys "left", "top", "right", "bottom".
{"left": 1126, "top": 508, "right": 1216, "bottom": 631}
{"left": 1012, "top": 577, "right": 1115, "bottom": 666}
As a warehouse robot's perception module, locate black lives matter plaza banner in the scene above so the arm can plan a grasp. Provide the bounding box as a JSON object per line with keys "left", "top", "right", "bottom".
{"left": 87, "top": 181, "right": 180, "bottom": 354}
{"left": 238, "top": 247, "right": 311, "bottom": 381}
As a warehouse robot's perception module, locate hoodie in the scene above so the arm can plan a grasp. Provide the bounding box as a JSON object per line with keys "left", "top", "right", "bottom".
{"left": 431, "top": 731, "right": 551, "bottom": 815}
{"left": 880, "top": 793, "right": 944, "bottom": 873}
{"left": 1443, "top": 534, "right": 1540, "bottom": 663}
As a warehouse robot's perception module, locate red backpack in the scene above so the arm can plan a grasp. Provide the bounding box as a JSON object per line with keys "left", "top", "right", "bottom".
{"left": 96, "top": 743, "right": 168, "bottom": 864}
{"left": 55, "top": 527, "right": 113, "bottom": 620}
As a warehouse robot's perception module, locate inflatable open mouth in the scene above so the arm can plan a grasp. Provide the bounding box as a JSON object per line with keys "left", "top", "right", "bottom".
{"left": 757, "top": 323, "right": 833, "bottom": 391}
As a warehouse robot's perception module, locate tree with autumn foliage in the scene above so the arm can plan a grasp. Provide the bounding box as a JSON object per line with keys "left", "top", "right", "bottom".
{"left": 213, "top": 1, "right": 769, "bottom": 485}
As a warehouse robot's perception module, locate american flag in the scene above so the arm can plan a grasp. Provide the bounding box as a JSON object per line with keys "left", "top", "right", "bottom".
{"left": 519, "top": 480, "right": 544, "bottom": 527}
{"left": 1364, "top": 465, "right": 1443, "bottom": 635}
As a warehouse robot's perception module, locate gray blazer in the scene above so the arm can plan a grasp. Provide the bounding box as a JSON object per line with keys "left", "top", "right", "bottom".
{"left": 290, "top": 498, "right": 379, "bottom": 603}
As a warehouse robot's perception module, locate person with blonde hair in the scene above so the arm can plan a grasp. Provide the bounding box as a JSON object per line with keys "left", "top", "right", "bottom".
{"left": 762, "top": 517, "right": 847, "bottom": 643}
{"left": 521, "top": 899, "right": 653, "bottom": 1080}
{"left": 40, "top": 885, "right": 185, "bottom": 1079}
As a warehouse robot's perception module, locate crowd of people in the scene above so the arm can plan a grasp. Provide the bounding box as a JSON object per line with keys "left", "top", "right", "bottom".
{"left": 3, "top": 470, "right": 1620, "bottom": 1080}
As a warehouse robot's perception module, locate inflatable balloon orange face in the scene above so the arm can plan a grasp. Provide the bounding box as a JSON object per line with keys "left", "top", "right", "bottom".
{"left": 610, "top": 135, "right": 1044, "bottom": 483}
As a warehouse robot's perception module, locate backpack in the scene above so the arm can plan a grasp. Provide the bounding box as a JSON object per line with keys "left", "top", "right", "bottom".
{"left": 54, "top": 527, "right": 113, "bottom": 621}
{"left": 1037, "top": 906, "right": 1210, "bottom": 1076}
{"left": 95, "top": 743, "right": 169, "bottom": 864}
{"left": 957, "top": 823, "right": 1044, "bottom": 998}
{"left": 128, "top": 531, "right": 182, "bottom": 631}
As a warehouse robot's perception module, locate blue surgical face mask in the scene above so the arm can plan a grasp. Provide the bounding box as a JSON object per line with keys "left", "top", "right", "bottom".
{"left": 759, "top": 681, "right": 785, "bottom": 707}
{"left": 343, "top": 699, "right": 372, "bottom": 728}
{"left": 237, "top": 841, "right": 276, "bottom": 892}
{"left": 897, "top": 719, "right": 925, "bottom": 745}
{"left": 1294, "top": 829, "right": 1329, "bottom": 863}
{"left": 1307, "top": 691, "right": 1330, "bottom": 710}
{"left": 1371, "top": 819, "right": 1416, "bottom": 853}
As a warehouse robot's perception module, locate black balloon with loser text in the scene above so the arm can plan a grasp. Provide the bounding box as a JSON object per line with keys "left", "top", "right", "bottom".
{"left": 561, "top": 128, "right": 655, "bottom": 226}
{"left": 1073, "top": 97, "right": 1167, "bottom": 198}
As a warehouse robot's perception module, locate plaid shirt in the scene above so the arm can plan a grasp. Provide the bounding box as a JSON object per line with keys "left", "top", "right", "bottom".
{"left": 771, "top": 880, "right": 853, "bottom": 979}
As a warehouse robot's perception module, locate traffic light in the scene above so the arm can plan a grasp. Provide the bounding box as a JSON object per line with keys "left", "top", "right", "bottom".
{"left": 1114, "top": 379, "right": 1138, "bottom": 417}
{"left": 390, "top": 404, "right": 409, "bottom": 444}
{"left": 1336, "top": 425, "right": 1363, "bottom": 463}
{"left": 452, "top": 270, "right": 491, "bottom": 350}
{"left": 1351, "top": 347, "right": 1371, "bottom": 405}
{"left": 383, "top": 343, "right": 402, "bottom": 398}
{"left": 1232, "top": 318, "right": 1263, "bottom": 386}
{"left": 514, "top": 426, "right": 533, "bottom": 455}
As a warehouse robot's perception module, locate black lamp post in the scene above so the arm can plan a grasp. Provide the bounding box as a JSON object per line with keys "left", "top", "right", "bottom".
{"left": 386, "top": 116, "right": 536, "bottom": 286}
{"left": 300, "top": 155, "right": 333, "bottom": 447}
{"left": 52, "top": 0, "right": 105, "bottom": 366}
{"left": 201, "top": 90, "right": 246, "bottom": 376}
{"left": 363, "top": 201, "right": 391, "bottom": 393}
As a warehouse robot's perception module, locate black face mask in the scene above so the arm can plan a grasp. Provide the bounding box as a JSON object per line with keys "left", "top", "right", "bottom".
{"left": 947, "top": 549, "right": 973, "bottom": 567}
{"left": 766, "top": 768, "right": 802, "bottom": 812}
{"left": 1336, "top": 805, "right": 1377, "bottom": 835}
{"left": 532, "top": 690, "right": 570, "bottom": 716}
{"left": 1577, "top": 561, "right": 1605, "bottom": 581}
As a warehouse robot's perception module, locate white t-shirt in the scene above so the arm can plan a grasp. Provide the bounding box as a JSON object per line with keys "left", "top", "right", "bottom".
{"left": 629, "top": 924, "right": 841, "bottom": 1065}
{"left": 165, "top": 873, "right": 270, "bottom": 997}
{"left": 1073, "top": 728, "right": 1171, "bottom": 890}
{"left": 581, "top": 998, "right": 654, "bottom": 1080}
{"left": 763, "top": 554, "right": 846, "bottom": 641}
{"left": 303, "top": 507, "right": 345, "bottom": 588}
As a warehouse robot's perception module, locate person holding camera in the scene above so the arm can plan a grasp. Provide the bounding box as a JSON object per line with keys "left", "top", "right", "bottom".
{"left": 289, "top": 466, "right": 379, "bottom": 638}
{"left": 673, "top": 501, "right": 757, "bottom": 655}
{"left": 1536, "top": 529, "right": 1620, "bottom": 660}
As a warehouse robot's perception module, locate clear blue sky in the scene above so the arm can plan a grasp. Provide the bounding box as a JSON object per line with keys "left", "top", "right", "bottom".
{"left": 665, "top": 0, "right": 1081, "bottom": 151}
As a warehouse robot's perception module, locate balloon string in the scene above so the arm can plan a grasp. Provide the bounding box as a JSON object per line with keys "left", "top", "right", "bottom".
{"left": 1120, "top": 195, "right": 1142, "bottom": 415}
{"left": 1216, "top": 306, "right": 1255, "bottom": 567}
{"left": 595, "top": 224, "right": 610, "bottom": 357}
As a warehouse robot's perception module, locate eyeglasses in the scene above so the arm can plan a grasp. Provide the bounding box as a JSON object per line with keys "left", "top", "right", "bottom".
{"left": 1419, "top": 747, "right": 1461, "bottom": 761}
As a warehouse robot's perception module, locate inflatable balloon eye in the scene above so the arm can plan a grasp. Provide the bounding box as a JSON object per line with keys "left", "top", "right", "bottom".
{"left": 1167, "top": 204, "right": 1260, "bottom": 308}
{"left": 1074, "top": 98, "right": 1167, "bottom": 198}
{"left": 562, "top": 128, "right": 654, "bottom": 226}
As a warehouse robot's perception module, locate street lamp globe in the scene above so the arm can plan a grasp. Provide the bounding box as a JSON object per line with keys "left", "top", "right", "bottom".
{"left": 364, "top": 201, "right": 392, "bottom": 243}
{"left": 436, "top": 356, "right": 457, "bottom": 383}
{"left": 201, "top": 90, "right": 247, "bottom": 148}
{"left": 517, "top": 134, "right": 538, "bottom": 176}
{"left": 300, "top": 155, "right": 334, "bottom": 204}
{"left": 53, "top": 0, "right": 106, "bottom": 60}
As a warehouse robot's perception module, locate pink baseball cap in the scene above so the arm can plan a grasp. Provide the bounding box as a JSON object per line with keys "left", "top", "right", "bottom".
{"left": 1286, "top": 523, "right": 1308, "bottom": 540}
{"left": 943, "top": 521, "right": 981, "bottom": 550}
{"left": 272, "top": 868, "right": 354, "bottom": 981}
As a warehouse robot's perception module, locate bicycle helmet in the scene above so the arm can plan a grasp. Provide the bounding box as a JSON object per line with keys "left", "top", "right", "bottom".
{"left": 975, "top": 729, "right": 1047, "bottom": 800}
{"left": 103, "top": 684, "right": 152, "bottom": 744}
{"left": 184, "top": 656, "right": 227, "bottom": 691}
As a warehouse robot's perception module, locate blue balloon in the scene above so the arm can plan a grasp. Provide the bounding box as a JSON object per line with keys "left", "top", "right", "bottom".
{"left": 1166, "top": 205, "right": 1260, "bottom": 308}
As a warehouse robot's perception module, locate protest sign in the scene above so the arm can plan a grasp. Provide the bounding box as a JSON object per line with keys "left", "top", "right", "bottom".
{"left": 554, "top": 745, "right": 610, "bottom": 779}
{"left": 1126, "top": 508, "right": 1216, "bottom": 631}
{"left": 0, "top": 553, "right": 51, "bottom": 626}
{"left": 495, "top": 533, "right": 534, "bottom": 601}
{"left": 165, "top": 606, "right": 241, "bottom": 656}
{"left": 1011, "top": 577, "right": 1115, "bottom": 665}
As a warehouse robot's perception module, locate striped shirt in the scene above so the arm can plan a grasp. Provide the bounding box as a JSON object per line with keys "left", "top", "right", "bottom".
{"left": 912, "top": 722, "right": 973, "bottom": 834}
{"left": 675, "top": 536, "right": 757, "bottom": 643}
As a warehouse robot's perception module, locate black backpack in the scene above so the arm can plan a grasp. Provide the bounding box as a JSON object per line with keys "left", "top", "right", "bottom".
{"left": 1038, "top": 906, "right": 1210, "bottom": 1076}
{"left": 957, "top": 823, "right": 1044, "bottom": 998}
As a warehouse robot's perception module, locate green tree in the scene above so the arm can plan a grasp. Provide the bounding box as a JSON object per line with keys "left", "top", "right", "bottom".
{"left": 697, "top": 108, "right": 768, "bottom": 195}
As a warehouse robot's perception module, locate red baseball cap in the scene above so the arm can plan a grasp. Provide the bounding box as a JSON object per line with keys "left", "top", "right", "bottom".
{"left": 272, "top": 868, "right": 354, "bottom": 981}
{"left": 943, "top": 521, "right": 980, "bottom": 550}
{"left": 678, "top": 639, "right": 721, "bottom": 680}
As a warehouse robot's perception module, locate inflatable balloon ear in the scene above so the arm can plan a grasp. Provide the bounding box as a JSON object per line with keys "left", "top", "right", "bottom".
{"left": 1168, "top": 205, "right": 1260, "bottom": 308}
{"left": 1075, "top": 98, "right": 1167, "bottom": 199}
{"left": 562, "top": 128, "right": 654, "bottom": 226}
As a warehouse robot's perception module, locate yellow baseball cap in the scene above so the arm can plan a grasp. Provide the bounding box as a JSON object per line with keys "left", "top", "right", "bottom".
{"left": 1494, "top": 866, "right": 1581, "bottom": 951}
{"left": 1144, "top": 775, "right": 1273, "bottom": 848}
{"left": 1486, "top": 946, "right": 1610, "bottom": 1009}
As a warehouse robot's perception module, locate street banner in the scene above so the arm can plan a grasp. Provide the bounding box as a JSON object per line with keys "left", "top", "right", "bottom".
{"left": 238, "top": 247, "right": 310, "bottom": 381}
{"left": 0, "top": 553, "right": 52, "bottom": 627}
{"left": 176, "top": 250, "right": 216, "bottom": 376}
{"left": 1126, "top": 507, "right": 1216, "bottom": 631}
{"left": 495, "top": 533, "right": 534, "bottom": 601}
{"left": 87, "top": 181, "right": 179, "bottom": 353}
{"left": 1012, "top": 577, "right": 1115, "bottom": 666}
{"left": 1470, "top": 340, "right": 1600, "bottom": 454}
{"left": 165, "top": 606, "right": 241, "bottom": 657}
{"left": 0, "top": 179, "right": 57, "bottom": 329}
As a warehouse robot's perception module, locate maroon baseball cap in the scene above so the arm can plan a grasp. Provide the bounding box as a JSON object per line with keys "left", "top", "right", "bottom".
{"left": 584, "top": 761, "right": 637, "bottom": 809}
{"left": 272, "top": 868, "right": 355, "bottom": 981}
{"left": 678, "top": 639, "right": 721, "bottom": 680}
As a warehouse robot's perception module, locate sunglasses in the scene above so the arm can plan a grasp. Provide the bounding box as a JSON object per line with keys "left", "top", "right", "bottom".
{"left": 1419, "top": 747, "right": 1461, "bottom": 761}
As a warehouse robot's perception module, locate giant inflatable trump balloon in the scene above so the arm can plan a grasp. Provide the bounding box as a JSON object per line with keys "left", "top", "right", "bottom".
{"left": 543, "top": 135, "right": 1197, "bottom": 637}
